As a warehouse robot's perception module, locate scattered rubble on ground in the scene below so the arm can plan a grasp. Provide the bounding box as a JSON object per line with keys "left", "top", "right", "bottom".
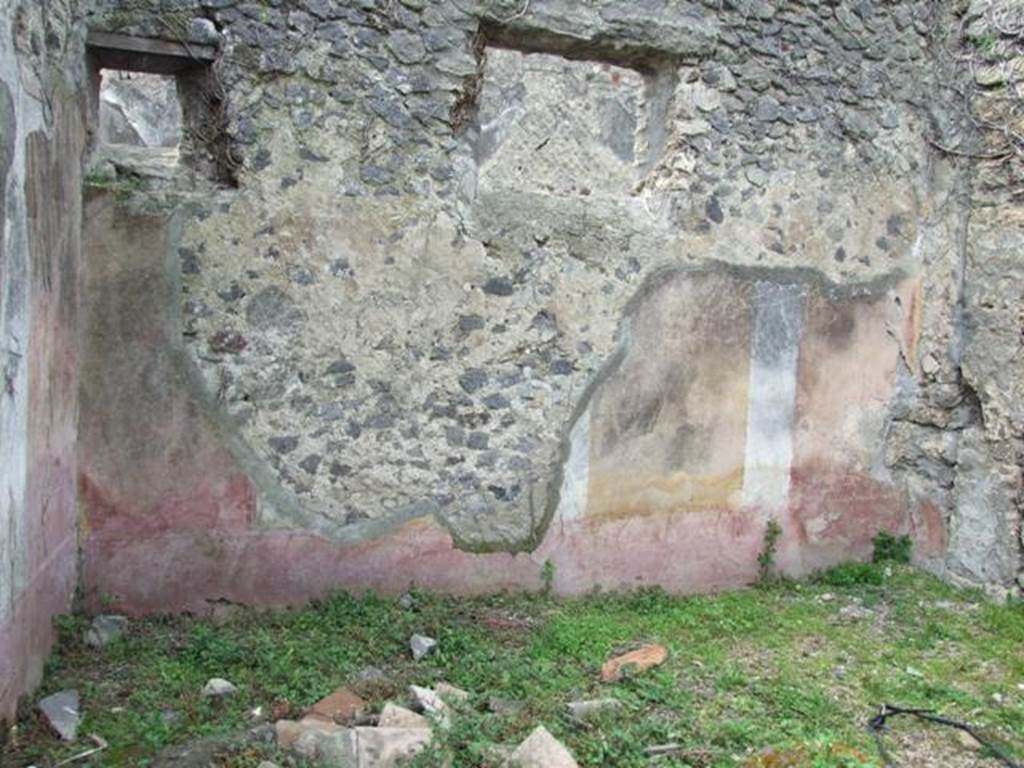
{"left": 268, "top": 678, "right": 583, "bottom": 767}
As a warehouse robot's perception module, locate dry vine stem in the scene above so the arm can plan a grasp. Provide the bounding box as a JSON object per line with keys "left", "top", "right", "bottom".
{"left": 52, "top": 734, "right": 108, "bottom": 767}
{"left": 938, "top": 0, "right": 1024, "bottom": 193}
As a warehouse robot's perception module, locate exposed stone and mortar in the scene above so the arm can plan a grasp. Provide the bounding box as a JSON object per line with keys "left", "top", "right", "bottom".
{"left": 2, "top": 0, "right": 1022, "bottom": 722}
{"left": 99, "top": 70, "right": 182, "bottom": 146}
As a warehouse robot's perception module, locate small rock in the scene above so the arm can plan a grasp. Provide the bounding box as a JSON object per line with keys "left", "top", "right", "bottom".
{"left": 275, "top": 720, "right": 307, "bottom": 749}
{"left": 357, "top": 665, "right": 386, "bottom": 684}
{"left": 386, "top": 30, "right": 427, "bottom": 64}
{"left": 307, "top": 686, "right": 367, "bottom": 724}
{"left": 482, "top": 277, "right": 515, "bottom": 296}
{"left": 202, "top": 678, "right": 238, "bottom": 698}
{"left": 355, "top": 726, "right": 431, "bottom": 765}
{"left": 257, "top": 762, "right": 282, "bottom": 768}
{"left": 566, "top": 698, "right": 623, "bottom": 721}
{"left": 398, "top": 592, "right": 416, "bottom": 610}
{"left": 489, "top": 696, "right": 525, "bottom": 716}
{"left": 408, "top": 684, "right": 449, "bottom": 726}
{"left": 837, "top": 604, "right": 874, "bottom": 622}
{"left": 753, "top": 94, "right": 780, "bottom": 122}
{"left": 693, "top": 86, "right": 721, "bottom": 112}
{"left": 705, "top": 196, "right": 724, "bottom": 224}
{"left": 275, "top": 716, "right": 346, "bottom": 749}
{"left": 600, "top": 644, "right": 668, "bottom": 682}
{"left": 974, "top": 63, "right": 1005, "bottom": 87}
{"left": 248, "top": 722, "right": 276, "bottom": 744}
{"left": 159, "top": 708, "right": 182, "bottom": 727}
{"left": 84, "top": 614, "right": 128, "bottom": 648}
{"left": 189, "top": 17, "right": 220, "bottom": 44}
{"left": 921, "top": 353, "right": 940, "bottom": 376}
{"left": 904, "top": 666, "right": 924, "bottom": 679}
{"left": 505, "top": 725, "right": 579, "bottom": 768}
{"left": 957, "top": 730, "right": 982, "bottom": 751}
{"left": 279, "top": 718, "right": 432, "bottom": 765}
{"left": 745, "top": 167, "right": 768, "bottom": 187}
{"left": 839, "top": 109, "right": 879, "bottom": 140}
{"left": 37, "top": 690, "right": 80, "bottom": 741}
{"left": 434, "top": 682, "right": 470, "bottom": 704}
{"left": 458, "top": 369, "right": 488, "bottom": 394}
{"left": 409, "top": 633, "right": 437, "bottom": 661}
{"left": 296, "top": 726, "right": 356, "bottom": 764}
{"left": 379, "top": 703, "right": 429, "bottom": 729}
{"left": 678, "top": 118, "right": 711, "bottom": 136}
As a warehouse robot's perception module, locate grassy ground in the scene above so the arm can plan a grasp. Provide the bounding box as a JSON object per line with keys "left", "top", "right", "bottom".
{"left": 3, "top": 562, "right": 1022, "bottom": 767}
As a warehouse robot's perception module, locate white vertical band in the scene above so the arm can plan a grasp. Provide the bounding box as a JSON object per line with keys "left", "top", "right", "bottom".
{"left": 742, "top": 282, "right": 803, "bottom": 510}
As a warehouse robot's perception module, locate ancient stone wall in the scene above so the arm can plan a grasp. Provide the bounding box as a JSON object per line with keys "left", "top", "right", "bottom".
{"left": 951, "top": 0, "right": 1024, "bottom": 591}
{"left": 0, "top": 0, "right": 89, "bottom": 722}
{"left": 74, "top": 0, "right": 1022, "bottom": 618}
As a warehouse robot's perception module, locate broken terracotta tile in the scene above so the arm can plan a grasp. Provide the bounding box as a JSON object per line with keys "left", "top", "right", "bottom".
{"left": 306, "top": 686, "right": 367, "bottom": 724}
{"left": 599, "top": 644, "right": 668, "bottom": 682}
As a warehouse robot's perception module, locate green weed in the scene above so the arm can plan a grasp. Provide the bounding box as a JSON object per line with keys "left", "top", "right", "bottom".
{"left": 817, "top": 562, "right": 885, "bottom": 587}
{"left": 757, "top": 519, "right": 783, "bottom": 585}
{"left": 872, "top": 531, "right": 912, "bottom": 564}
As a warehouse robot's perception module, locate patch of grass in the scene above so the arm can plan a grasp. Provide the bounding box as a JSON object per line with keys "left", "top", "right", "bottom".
{"left": 971, "top": 33, "right": 998, "bottom": 54}
{"left": 816, "top": 562, "right": 885, "bottom": 587}
{"left": 83, "top": 172, "right": 147, "bottom": 203}
{"left": 540, "top": 559, "right": 556, "bottom": 596}
{"left": 4, "top": 567, "right": 1023, "bottom": 767}
{"left": 872, "top": 532, "right": 912, "bottom": 564}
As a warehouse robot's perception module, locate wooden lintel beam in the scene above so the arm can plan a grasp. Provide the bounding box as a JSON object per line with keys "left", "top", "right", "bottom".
{"left": 87, "top": 31, "right": 217, "bottom": 63}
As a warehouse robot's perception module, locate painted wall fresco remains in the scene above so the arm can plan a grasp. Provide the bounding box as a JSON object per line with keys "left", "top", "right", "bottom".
{"left": 2, "top": 0, "right": 1022, "bottom": 721}
{"left": 0, "top": 0, "right": 87, "bottom": 723}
